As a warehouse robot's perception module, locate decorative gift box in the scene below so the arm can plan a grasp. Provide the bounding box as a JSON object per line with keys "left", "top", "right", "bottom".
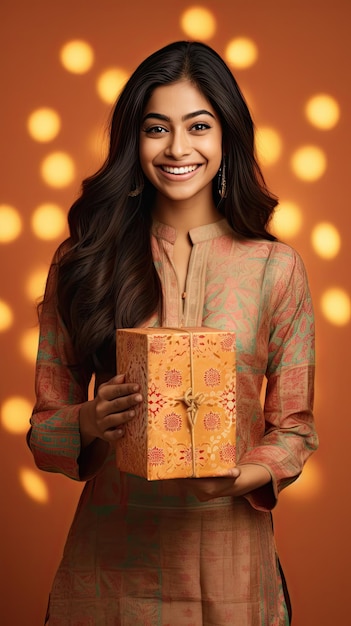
{"left": 116, "top": 327, "right": 236, "bottom": 480}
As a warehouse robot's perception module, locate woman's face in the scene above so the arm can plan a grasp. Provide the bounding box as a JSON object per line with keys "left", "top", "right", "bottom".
{"left": 139, "top": 80, "right": 222, "bottom": 207}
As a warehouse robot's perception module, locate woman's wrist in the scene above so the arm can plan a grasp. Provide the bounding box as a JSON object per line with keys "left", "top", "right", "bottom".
{"left": 231, "top": 464, "right": 272, "bottom": 498}
{"left": 79, "top": 400, "right": 99, "bottom": 448}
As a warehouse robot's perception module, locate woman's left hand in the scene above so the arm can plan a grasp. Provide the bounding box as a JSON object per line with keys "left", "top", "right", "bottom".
{"left": 184, "top": 464, "right": 272, "bottom": 502}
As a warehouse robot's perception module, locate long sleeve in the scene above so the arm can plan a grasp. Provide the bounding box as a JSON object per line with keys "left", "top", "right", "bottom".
{"left": 27, "top": 259, "right": 105, "bottom": 481}
{"left": 241, "top": 248, "right": 318, "bottom": 511}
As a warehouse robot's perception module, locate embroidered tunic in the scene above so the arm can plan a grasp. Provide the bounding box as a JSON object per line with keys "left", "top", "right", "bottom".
{"left": 28, "top": 219, "right": 318, "bottom": 625}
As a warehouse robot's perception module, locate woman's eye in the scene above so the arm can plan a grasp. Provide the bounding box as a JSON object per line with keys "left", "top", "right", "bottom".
{"left": 191, "top": 123, "right": 210, "bottom": 131}
{"left": 144, "top": 126, "right": 167, "bottom": 134}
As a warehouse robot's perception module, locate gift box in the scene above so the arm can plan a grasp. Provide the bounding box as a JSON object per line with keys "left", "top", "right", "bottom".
{"left": 116, "top": 327, "right": 236, "bottom": 480}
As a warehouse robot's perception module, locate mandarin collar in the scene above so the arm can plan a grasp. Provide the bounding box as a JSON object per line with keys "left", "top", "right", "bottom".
{"left": 152, "top": 218, "right": 233, "bottom": 245}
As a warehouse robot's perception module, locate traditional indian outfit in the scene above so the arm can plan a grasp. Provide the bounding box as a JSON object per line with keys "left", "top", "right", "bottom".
{"left": 28, "top": 219, "right": 318, "bottom": 625}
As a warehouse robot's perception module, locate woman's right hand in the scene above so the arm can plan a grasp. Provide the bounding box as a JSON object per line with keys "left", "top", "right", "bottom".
{"left": 79, "top": 374, "right": 142, "bottom": 447}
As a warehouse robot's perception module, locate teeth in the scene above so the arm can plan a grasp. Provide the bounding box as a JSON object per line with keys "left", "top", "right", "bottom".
{"left": 162, "top": 165, "right": 198, "bottom": 174}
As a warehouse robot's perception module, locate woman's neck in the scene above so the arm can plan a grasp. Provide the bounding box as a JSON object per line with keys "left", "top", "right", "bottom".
{"left": 153, "top": 195, "right": 222, "bottom": 235}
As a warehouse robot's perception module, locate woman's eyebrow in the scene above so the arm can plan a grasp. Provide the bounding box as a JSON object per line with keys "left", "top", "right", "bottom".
{"left": 142, "top": 109, "right": 216, "bottom": 123}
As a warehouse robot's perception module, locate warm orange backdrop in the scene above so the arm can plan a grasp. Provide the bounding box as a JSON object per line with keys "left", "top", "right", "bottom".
{"left": 0, "top": 1, "right": 350, "bottom": 625}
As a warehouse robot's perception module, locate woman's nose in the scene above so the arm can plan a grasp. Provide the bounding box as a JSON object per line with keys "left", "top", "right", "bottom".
{"left": 165, "top": 129, "right": 191, "bottom": 159}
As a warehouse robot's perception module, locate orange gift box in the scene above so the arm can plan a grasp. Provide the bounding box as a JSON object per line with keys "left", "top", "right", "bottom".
{"left": 116, "top": 327, "right": 236, "bottom": 480}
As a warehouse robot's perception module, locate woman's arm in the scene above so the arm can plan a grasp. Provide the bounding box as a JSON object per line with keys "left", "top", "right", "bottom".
{"left": 239, "top": 249, "right": 318, "bottom": 510}
{"left": 185, "top": 248, "right": 318, "bottom": 510}
{"left": 28, "top": 259, "right": 142, "bottom": 481}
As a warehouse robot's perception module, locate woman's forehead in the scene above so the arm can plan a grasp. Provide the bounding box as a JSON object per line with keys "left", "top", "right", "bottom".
{"left": 143, "top": 80, "right": 216, "bottom": 119}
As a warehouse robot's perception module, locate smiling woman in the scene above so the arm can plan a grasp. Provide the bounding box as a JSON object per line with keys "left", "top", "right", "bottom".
{"left": 27, "top": 40, "right": 318, "bottom": 626}
{"left": 139, "top": 81, "right": 222, "bottom": 219}
{"left": 138, "top": 80, "right": 224, "bottom": 293}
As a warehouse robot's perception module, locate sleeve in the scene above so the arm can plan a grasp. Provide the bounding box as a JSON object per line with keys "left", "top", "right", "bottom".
{"left": 241, "top": 247, "right": 319, "bottom": 511}
{"left": 27, "top": 255, "right": 106, "bottom": 481}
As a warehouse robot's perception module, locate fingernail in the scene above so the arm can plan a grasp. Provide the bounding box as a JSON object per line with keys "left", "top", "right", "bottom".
{"left": 135, "top": 394, "right": 142, "bottom": 402}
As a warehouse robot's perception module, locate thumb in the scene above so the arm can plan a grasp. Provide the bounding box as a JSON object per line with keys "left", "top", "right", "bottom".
{"left": 228, "top": 467, "right": 241, "bottom": 479}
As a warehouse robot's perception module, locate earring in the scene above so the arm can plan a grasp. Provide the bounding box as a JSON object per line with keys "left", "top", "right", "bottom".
{"left": 217, "top": 157, "right": 227, "bottom": 199}
{"left": 128, "top": 183, "right": 144, "bottom": 197}
{"left": 128, "top": 170, "right": 144, "bottom": 197}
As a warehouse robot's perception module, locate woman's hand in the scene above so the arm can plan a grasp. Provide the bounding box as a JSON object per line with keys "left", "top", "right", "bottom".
{"left": 184, "top": 464, "right": 272, "bottom": 502}
{"left": 79, "top": 374, "right": 142, "bottom": 448}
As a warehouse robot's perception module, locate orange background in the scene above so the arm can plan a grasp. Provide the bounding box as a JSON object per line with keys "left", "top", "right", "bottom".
{"left": 0, "top": 1, "right": 350, "bottom": 625}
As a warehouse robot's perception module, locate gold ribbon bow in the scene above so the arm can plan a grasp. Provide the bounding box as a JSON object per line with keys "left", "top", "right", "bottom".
{"left": 179, "top": 387, "right": 205, "bottom": 427}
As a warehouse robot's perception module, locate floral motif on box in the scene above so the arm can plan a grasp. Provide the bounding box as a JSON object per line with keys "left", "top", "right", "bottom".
{"left": 116, "top": 328, "right": 236, "bottom": 480}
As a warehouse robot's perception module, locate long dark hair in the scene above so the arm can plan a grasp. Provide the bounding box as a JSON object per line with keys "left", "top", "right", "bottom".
{"left": 51, "top": 40, "right": 278, "bottom": 373}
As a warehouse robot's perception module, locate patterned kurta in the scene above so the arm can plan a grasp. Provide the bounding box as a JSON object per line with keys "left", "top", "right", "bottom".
{"left": 28, "top": 219, "right": 318, "bottom": 626}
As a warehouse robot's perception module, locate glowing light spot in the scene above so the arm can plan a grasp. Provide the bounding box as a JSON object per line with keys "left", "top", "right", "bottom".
{"left": 305, "top": 94, "right": 340, "bottom": 130}
{"left": 96, "top": 68, "right": 129, "bottom": 104}
{"left": 225, "top": 37, "right": 258, "bottom": 69}
{"left": 291, "top": 145, "right": 327, "bottom": 181}
{"left": 19, "top": 467, "right": 49, "bottom": 503}
{"left": 256, "top": 126, "right": 283, "bottom": 166}
{"left": 311, "top": 222, "right": 341, "bottom": 259}
{"left": 321, "top": 288, "right": 350, "bottom": 326}
{"left": 40, "top": 151, "right": 76, "bottom": 188}
{"left": 284, "top": 458, "right": 322, "bottom": 499}
{"left": 270, "top": 201, "right": 303, "bottom": 239}
{"left": 180, "top": 7, "right": 216, "bottom": 40}
{"left": 25, "top": 266, "right": 48, "bottom": 302}
{"left": 0, "top": 299, "right": 13, "bottom": 331}
{"left": 31, "top": 203, "right": 67, "bottom": 240}
{"left": 60, "top": 39, "right": 94, "bottom": 74}
{"left": 1, "top": 396, "right": 33, "bottom": 434}
{"left": 20, "top": 327, "right": 39, "bottom": 364}
{"left": 0, "top": 204, "right": 22, "bottom": 243}
{"left": 27, "top": 108, "right": 61, "bottom": 142}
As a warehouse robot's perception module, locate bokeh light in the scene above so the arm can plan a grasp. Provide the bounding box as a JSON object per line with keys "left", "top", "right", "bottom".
{"left": 283, "top": 458, "right": 322, "bottom": 499}
{"left": 256, "top": 126, "right": 283, "bottom": 166}
{"left": 321, "top": 288, "right": 350, "bottom": 326}
{"left": 19, "top": 467, "right": 49, "bottom": 504}
{"left": 180, "top": 7, "right": 216, "bottom": 40}
{"left": 0, "top": 299, "right": 13, "bottom": 332}
{"left": 40, "top": 151, "right": 76, "bottom": 188}
{"left": 270, "top": 201, "right": 303, "bottom": 239}
{"left": 305, "top": 94, "right": 340, "bottom": 130}
{"left": 291, "top": 145, "right": 327, "bottom": 181}
{"left": 20, "top": 327, "right": 39, "bottom": 364}
{"left": 60, "top": 39, "right": 94, "bottom": 74}
{"left": 31, "top": 203, "right": 67, "bottom": 240}
{"left": 0, "top": 204, "right": 23, "bottom": 243}
{"left": 96, "top": 68, "right": 129, "bottom": 104}
{"left": 1, "top": 396, "right": 33, "bottom": 434}
{"left": 27, "top": 107, "right": 61, "bottom": 142}
{"left": 224, "top": 37, "right": 258, "bottom": 69}
{"left": 311, "top": 222, "right": 341, "bottom": 259}
{"left": 25, "top": 266, "right": 49, "bottom": 302}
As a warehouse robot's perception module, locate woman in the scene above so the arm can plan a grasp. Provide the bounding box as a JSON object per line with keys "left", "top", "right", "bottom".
{"left": 28, "top": 41, "right": 318, "bottom": 625}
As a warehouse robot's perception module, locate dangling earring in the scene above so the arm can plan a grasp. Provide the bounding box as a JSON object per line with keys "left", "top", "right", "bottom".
{"left": 217, "top": 157, "right": 227, "bottom": 199}
{"left": 128, "top": 181, "right": 144, "bottom": 197}
{"left": 128, "top": 170, "right": 144, "bottom": 197}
